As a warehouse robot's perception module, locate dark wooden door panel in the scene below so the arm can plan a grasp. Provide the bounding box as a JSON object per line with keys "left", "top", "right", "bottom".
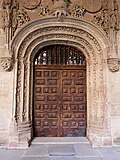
{"left": 60, "top": 69, "right": 86, "bottom": 137}
{"left": 34, "top": 68, "right": 60, "bottom": 137}
{"left": 34, "top": 66, "right": 86, "bottom": 137}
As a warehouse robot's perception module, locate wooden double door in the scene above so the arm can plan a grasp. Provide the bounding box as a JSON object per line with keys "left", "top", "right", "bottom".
{"left": 34, "top": 65, "right": 86, "bottom": 137}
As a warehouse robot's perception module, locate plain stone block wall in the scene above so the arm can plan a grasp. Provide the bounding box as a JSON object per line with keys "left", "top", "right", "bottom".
{"left": 0, "top": 70, "right": 14, "bottom": 146}
{"left": 110, "top": 28, "right": 120, "bottom": 144}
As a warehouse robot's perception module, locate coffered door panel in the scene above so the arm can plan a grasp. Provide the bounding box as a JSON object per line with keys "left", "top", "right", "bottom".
{"left": 60, "top": 68, "right": 86, "bottom": 137}
{"left": 34, "top": 66, "right": 60, "bottom": 137}
{"left": 34, "top": 66, "right": 86, "bottom": 137}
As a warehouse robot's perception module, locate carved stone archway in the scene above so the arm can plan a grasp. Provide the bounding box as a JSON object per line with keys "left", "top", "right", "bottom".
{"left": 8, "top": 17, "right": 111, "bottom": 148}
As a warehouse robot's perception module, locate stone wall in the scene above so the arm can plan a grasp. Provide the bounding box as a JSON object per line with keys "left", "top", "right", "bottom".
{"left": 110, "top": 0, "right": 120, "bottom": 146}
{"left": 0, "top": 0, "right": 13, "bottom": 147}
{"left": 111, "top": 31, "right": 120, "bottom": 145}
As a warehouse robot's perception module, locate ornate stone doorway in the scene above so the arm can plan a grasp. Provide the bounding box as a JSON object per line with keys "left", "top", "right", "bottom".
{"left": 6, "top": 17, "right": 111, "bottom": 148}
{"left": 33, "top": 45, "right": 87, "bottom": 137}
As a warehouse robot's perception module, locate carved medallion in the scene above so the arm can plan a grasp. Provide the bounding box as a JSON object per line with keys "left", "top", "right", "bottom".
{"left": 21, "top": 0, "right": 41, "bottom": 10}
{"left": 83, "top": 0, "right": 102, "bottom": 13}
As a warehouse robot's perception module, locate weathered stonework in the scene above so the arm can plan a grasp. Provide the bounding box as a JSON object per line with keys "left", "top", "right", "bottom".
{"left": 0, "top": 0, "right": 120, "bottom": 148}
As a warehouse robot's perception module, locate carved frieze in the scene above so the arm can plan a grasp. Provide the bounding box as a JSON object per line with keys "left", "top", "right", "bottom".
{"left": 2, "top": 0, "right": 119, "bottom": 36}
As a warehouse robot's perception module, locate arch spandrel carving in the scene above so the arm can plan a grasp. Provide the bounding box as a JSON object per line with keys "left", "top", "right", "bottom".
{"left": 11, "top": 18, "right": 109, "bottom": 54}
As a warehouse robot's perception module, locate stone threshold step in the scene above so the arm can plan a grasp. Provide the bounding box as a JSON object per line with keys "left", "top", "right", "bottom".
{"left": 32, "top": 137, "right": 89, "bottom": 144}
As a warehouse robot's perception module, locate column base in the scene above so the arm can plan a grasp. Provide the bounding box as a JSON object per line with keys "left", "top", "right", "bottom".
{"left": 87, "top": 129, "right": 112, "bottom": 147}
{"left": 8, "top": 121, "right": 32, "bottom": 149}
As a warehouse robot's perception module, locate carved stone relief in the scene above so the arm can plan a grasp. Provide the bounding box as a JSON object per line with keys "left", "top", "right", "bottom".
{"left": 37, "top": 4, "right": 49, "bottom": 16}
{"left": 1, "top": 0, "right": 119, "bottom": 73}
{"left": 107, "top": 57, "right": 119, "bottom": 72}
{"left": 93, "top": 0, "right": 119, "bottom": 34}
{"left": 0, "top": 57, "right": 13, "bottom": 72}
{"left": 52, "top": 0, "right": 70, "bottom": 18}
{"left": 1, "top": 0, "right": 119, "bottom": 47}
{"left": 2, "top": 0, "right": 18, "bottom": 46}
{"left": 21, "top": 0, "right": 41, "bottom": 10}
{"left": 72, "top": 5, "right": 86, "bottom": 17}
{"left": 2, "top": 0, "right": 30, "bottom": 43}
{"left": 93, "top": 0, "right": 109, "bottom": 35}
{"left": 110, "top": 0, "right": 119, "bottom": 31}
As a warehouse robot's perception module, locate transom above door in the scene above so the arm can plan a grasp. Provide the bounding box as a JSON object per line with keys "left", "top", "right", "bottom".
{"left": 33, "top": 45, "right": 86, "bottom": 137}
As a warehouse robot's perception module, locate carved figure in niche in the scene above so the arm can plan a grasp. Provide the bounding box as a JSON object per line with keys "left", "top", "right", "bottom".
{"left": 21, "top": 0, "right": 41, "bottom": 10}
{"left": 72, "top": 5, "right": 86, "bottom": 17}
{"left": 52, "top": 0, "right": 70, "bottom": 18}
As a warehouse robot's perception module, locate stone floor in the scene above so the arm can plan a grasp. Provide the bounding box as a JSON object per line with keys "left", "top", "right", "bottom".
{"left": 0, "top": 138, "right": 120, "bottom": 160}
